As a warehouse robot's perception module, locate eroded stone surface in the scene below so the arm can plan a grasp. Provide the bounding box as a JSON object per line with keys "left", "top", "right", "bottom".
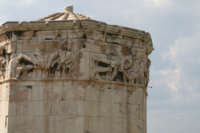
{"left": 0, "top": 6, "right": 153, "bottom": 133}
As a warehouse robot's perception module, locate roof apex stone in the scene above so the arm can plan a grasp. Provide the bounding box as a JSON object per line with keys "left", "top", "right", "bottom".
{"left": 65, "top": 5, "right": 73, "bottom": 13}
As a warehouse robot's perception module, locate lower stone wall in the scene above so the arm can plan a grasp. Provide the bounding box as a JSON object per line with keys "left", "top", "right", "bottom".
{"left": 0, "top": 80, "right": 146, "bottom": 133}
{"left": 0, "top": 83, "right": 9, "bottom": 133}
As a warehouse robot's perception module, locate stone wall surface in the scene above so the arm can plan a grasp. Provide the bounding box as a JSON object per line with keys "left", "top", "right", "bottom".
{"left": 0, "top": 8, "right": 153, "bottom": 133}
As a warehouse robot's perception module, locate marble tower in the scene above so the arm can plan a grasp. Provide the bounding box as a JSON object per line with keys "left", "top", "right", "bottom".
{"left": 0, "top": 6, "right": 153, "bottom": 133}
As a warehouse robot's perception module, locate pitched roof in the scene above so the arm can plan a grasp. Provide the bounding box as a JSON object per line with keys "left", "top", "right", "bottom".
{"left": 38, "top": 5, "right": 90, "bottom": 21}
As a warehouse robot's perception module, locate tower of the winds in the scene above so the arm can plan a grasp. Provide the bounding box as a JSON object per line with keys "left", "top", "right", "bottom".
{"left": 0, "top": 6, "right": 153, "bottom": 133}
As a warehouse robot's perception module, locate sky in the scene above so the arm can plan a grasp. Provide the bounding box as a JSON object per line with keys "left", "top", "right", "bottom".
{"left": 0, "top": 0, "right": 200, "bottom": 133}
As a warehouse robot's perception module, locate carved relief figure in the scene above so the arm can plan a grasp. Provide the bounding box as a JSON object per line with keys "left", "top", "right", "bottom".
{"left": 0, "top": 56, "right": 6, "bottom": 79}
{"left": 8, "top": 40, "right": 81, "bottom": 79}
{"left": 8, "top": 54, "right": 35, "bottom": 79}
{"left": 91, "top": 40, "right": 150, "bottom": 86}
{"left": 0, "top": 48, "right": 8, "bottom": 79}
{"left": 92, "top": 55, "right": 112, "bottom": 80}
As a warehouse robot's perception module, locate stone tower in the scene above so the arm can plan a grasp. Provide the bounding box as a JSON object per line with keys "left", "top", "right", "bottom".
{"left": 0, "top": 6, "right": 153, "bottom": 133}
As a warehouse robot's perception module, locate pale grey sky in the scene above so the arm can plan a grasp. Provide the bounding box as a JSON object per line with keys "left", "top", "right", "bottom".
{"left": 1, "top": 0, "right": 200, "bottom": 133}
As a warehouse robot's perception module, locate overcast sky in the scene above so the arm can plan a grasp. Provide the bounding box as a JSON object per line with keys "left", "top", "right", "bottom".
{"left": 1, "top": 0, "right": 200, "bottom": 133}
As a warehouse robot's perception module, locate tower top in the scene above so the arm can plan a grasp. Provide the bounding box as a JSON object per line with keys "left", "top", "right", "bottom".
{"left": 38, "top": 5, "right": 89, "bottom": 21}
{"left": 64, "top": 5, "right": 73, "bottom": 13}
